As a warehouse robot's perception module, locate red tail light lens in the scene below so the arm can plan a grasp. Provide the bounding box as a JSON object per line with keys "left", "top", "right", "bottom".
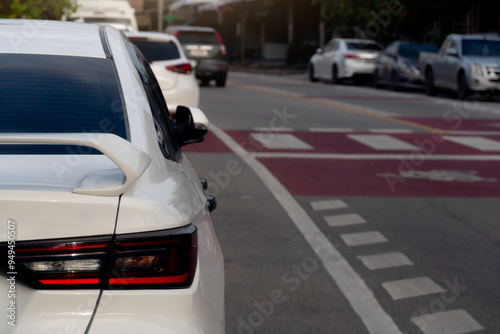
{"left": 344, "top": 54, "right": 360, "bottom": 59}
{"left": 166, "top": 63, "right": 192, "bottom": 74}
{"left": 215, "top": 31, "right": 227, "bottom": 57}
{"left": 1, "top": 225, "right": 197, "bottom": 289}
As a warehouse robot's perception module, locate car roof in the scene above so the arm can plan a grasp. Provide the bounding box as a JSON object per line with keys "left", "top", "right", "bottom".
{"left": 449, "top": 33, "right": 500, "bottom": 41}
{"left": 0, "top": 19, "right": 107, "bottom": 58}
{"left": 125, "top": 31, "right": 175, "bottom": 42}
{"left": 165, "top": 25, "right": 216, "bottom": 33}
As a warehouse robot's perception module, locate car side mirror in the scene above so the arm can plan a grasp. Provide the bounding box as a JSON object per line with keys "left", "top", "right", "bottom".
{"left": 446, "top": 48, "right": 458, "bottom": 57}
{"left": 173, "top": 106, "right": 209, "bottom": 146}
{"left": 316, "top": 48, "right": 323, "bottom": 54}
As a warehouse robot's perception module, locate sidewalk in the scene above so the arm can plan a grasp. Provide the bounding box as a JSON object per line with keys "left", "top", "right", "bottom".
{"left": 229, "top": 60, "right": 307, "bottom": 76}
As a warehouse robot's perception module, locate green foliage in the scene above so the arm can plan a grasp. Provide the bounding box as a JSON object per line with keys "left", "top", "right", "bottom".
{"left": 315, "top": 0, "right": 409, "bottom": 41}
{"left": 0, "top": 0, "right": 77, "bottom": 20}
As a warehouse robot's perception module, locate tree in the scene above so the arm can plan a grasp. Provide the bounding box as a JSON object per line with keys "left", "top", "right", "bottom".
{"left": 315, "top": 0, "right": 409, "bottom": 42}
{"left": 0, "top": 0, "right": 77, "bottom": 20}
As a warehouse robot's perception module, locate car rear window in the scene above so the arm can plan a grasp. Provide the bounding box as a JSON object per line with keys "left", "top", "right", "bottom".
{"left": 176, "top": 31, "right": 218, "bottom": 45}
{"left": 0, "top": 54, "right": 127, "bottom": 154}
{"left": 129, "top": 40, "right": 180, "bottom": 62}
{"left": 347, "top": 42, "right": 382, "bottom": 51}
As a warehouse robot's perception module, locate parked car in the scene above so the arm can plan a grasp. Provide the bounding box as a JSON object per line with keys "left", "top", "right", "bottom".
{"left": 419, "top": 34, "right": 500, "bottom": 100}
{"left": 308, "top": 38, "right": 383, "bottom": 84}
{"left": 126, "top": 31, "right": 200, "bottom": 111}
{"left": 0, "top": 20, "right": 224, "bottom": 334}
{"left": 165, "top": 26, "right": 228, "bottom": 87}
{"left": 374, "top": 41, "right": 439, "bottom": 90}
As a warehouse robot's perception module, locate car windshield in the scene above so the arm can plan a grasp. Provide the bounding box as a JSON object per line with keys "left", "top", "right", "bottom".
{"left": 0, "top": 54, "right": 127, "bottom": 154}
{"left": 129, "top": 40, "right": 180, "bottom": 62}
{"left": 462, "top": 40, "right": 500, "bottom": 56}
{"left": 399, "top": 43, "right": 440, "bottom": 59}
{"left": 347, "top": 42, "right": 382, "bottom": 51}
{"left": 176, "top": 31, "right": 218, "bottom": 45}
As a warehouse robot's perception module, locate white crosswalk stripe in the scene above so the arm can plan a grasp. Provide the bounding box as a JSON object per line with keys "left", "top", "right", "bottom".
{"left": 357, "top": 252, "right": 413, "bottom": 270}
{"left": 340, "top": 231, "right": 388, "bottom": 246}
{"left": 444, "top": 135, "right": 500, "bottom": 151}
{"left": 250, "top": 133, "right": 313, "bottom": 149}
{"left": 324, "top": 213, "right": 366, "bottom": 227}
{"left": 348, "top": 134, "right": 420, "bottom": 151}
{"left": 411, "top": 310, "right": 483, "bottom": 334}
{"left": 310, "top": 199, "right": 348, "bottom": 211}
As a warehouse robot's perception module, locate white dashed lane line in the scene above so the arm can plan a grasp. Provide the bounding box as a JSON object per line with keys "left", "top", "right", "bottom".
{"left": 340, "top": 231, "right": 389, "bottom": 247}
{"left": 411, "top": 310, "right": 484, "bottom": 334}
{"left": 347, "top": 134, "right": 421, "bottom": 151}
{"left": 381, "top": 277, "right": 445, "bottom": 301}
{"left": 324, "top": 213, "right": 367, "bottom": 227}
{"left": 444, "top": 135, "right": 500, "bottom": 152}
{"left": 356, "top": 252, "right": 413, "bottom": 270}
{"left": 250, "top": 133, "right": 313, "bottom": 150}
{"left": 310, "top": 199, "right": 349, "bottom": 211}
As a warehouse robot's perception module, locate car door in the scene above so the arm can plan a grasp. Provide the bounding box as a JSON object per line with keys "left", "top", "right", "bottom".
{"left": 316, "top": 42, "right": 334, "bottom": 79}
{"left": 442, "top": 39, "right": 461, "bottom": 89}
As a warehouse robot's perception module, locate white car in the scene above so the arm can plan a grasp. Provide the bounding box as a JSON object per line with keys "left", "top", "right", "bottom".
{"left": 126, "top": 31, "right": 200, "bottom": 112}
{"left": 0, "top": 20, "right": 224, "bottom": 334}
{"left": 309, "top": 38, "right": 383, "bottom": 84}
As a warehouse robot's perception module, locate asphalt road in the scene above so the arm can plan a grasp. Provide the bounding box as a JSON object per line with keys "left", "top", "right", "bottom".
{"left": 184, "top": 72, "right": 500, "bottom": 334}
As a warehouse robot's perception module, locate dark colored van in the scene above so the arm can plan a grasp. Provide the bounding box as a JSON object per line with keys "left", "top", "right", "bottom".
{"left": 165, "top": 26, "right": 228, "bottom": 87}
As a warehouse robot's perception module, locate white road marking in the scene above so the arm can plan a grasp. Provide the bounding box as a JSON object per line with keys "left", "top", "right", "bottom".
{"left": 357, "top": 252, "right": 413, "bottom": 270}
{"left": 251, "top": 133, "right": 313, "bottom": 150}
{"left": 444, "top": 136, "right": 500, "bottom": 152}
{"left": 254, "top": 152, "right": 500, "bottom": 160}
{"left": 368, "top": 129, "right": 414, "bottom": 133}
{"left": 411, "top": 310, "right": 484, "bottom": 334}
{"left": 210, "top": 124, "right": 402, "bottom": 334}
{"left": 324, "top": 213, "right": 367, "bottom": 227}
{"left": 311, "top": 199, "right": 348, "bottom": 211}
{"left": 348, "top": 134, "right": 420, "bottom": 151}
{"left": 253, "top": 127, "right": 295, "bottom": 132}
{"left": 309, "top": 128, "right": 355, "bottom": 133}
{"left": 340, "top": 231, "right": 388, "bottom": 247}
{"left": 382, "top": 277, "right": 445, "bottom": 300}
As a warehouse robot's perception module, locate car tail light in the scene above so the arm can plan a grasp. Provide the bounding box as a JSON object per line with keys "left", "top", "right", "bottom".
{"left": 2, "top": 225, "right": 197, "bottom": 289}
{"left": 174, "top": 31, "right": 180, "bottom": 38}
{"left": 215, "top": 31, "right": 227, "bottom": 57}
{"left": 167, "top": 63, "right": 192, "bottom": 74}
{"left": 344, "top": 54, "right": 360, "bottom": 59}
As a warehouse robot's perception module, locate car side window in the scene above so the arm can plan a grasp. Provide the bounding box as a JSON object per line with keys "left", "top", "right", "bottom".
{"left": 125, "top": 39, "right": 181, "bottom": 161}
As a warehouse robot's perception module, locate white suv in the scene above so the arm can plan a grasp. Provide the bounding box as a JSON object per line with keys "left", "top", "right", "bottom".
{"left": 0, "top": 20, "right": 224, "bottom": 334}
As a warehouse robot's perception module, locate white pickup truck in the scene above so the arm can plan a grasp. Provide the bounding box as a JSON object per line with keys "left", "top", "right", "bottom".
{"left": 419, "top": 34, "right": 500, "bottom": 100}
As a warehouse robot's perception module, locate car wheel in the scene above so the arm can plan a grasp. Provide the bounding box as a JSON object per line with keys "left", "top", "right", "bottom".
{"left": 309, "top": 64, "right": 318, "bottom": 82}
{"left": 390, "top": 71, "right": 400, "bottom": 91}
{"left": 216, "top": 75, "right": 226, "bottom": 87}
{"left": 200, "top": 79, "right": 210, "bottom": 87}
{"left": 332, "top": 65, "right": 342, "bottom": 84}
{"left": 425, "top": 69, "right": 437, "bottom": 96}
{"left": 373, "top": 71, "right": 382, "bottom": 89}
{"left": 457, "top": 73, "right": 473, "bottom": 100}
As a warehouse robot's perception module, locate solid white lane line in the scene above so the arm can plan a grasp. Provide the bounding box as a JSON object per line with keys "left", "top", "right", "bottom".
{"left": 444, "top": 136, "right": 500, "bottom": 152}
{"left": 411, "top": 310, "right": 484, "bottom": 334}
{"left": 311, "top": 199, "right": 348, "bottom": 211}
{"left": 382, "top": 277, "right": 445, "bottom": 300}
{"left": 309, "top": 128, "right": 355, "bottom": 133}
{"left": 324, "top": 213, "right": 367, "bottom": 227}
{"left": 254, "top": 152, "right": 500, "bottom": 160}
{"left": 368, "top": 129, "right": 414, "bottom": 133}
{"left": 340, "top": 231, "right": 388, "bottom": 247}
{"left": 253, "top": 127, "right": 295, "bottom": 132}
{"left": 357, "top": 252, "right": 413, "bottom": 270}
{"left": 210, "top": 124, "right": 402, "bottom": 334}
{"left": 348, "top": 134, "right": 420, "bottom": 151}
{"left": 250, "top": 133, "right": 313, "bottom": 150}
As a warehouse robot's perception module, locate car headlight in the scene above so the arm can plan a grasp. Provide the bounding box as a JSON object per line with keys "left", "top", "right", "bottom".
{"left": 471, "top": 63, "right": 483, "bottom": 76}
{"left": 398, "top": 61, "right": 419, "bottom": 76}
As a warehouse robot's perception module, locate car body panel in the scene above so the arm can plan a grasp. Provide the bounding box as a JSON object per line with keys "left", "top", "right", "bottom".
{"left": 0, "top": 20, "right": 223, "bottom": 333}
